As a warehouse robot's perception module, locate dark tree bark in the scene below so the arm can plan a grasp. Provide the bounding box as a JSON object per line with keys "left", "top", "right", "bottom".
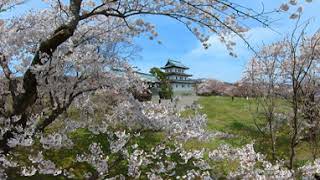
{"left": 0, "top": 0, "right": 83, "bottom": 153}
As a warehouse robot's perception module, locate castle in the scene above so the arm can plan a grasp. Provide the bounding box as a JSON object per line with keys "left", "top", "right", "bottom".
{"left": 161, "top": 59, "right": 195, "bottom": 93}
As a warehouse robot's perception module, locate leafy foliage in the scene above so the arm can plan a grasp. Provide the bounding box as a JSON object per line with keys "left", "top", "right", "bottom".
{"left": 150, "top": 67, "right": 173, "bottom": 99}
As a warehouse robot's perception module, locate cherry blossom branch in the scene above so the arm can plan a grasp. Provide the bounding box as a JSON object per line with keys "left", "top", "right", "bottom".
{"left": 12, "top": 0, "right": 82, "bottom": 116}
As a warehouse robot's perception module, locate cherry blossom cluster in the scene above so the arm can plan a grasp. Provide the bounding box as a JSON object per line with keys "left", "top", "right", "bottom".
{"left": 299, "top": 159, "right": 320, "bottom": 178}
{"left": 209, "top": 144, "right": 294, "bottom": 179}
{"left": 196, "top": 79, "right": 229, "bottom": 96}
{"left": 279, "top": 0, "right": 312, "bottom": 19}
{"left": 109, "top": 98, "right": 232, "bottom": 141}
{"left": 19, "top": 151, "right": 62, "bottom": 177}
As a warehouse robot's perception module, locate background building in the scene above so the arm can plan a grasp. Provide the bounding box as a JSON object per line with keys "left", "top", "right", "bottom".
{"left": 134, "top": 71, "right": 159, "bottom": 95}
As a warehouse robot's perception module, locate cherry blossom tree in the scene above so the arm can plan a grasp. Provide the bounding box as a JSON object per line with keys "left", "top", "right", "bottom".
{"left": 0, "top": 0, "right": 319, "bottom": 179}
{"left": 196, "top": 79, "right": 223, "bottom": 96}
{"left": 243, "top": 23, "right": 320, "bottom": 168}
{"left": 243, "top": 41, "right": 291, "bottom": 160}
{"left": 285, "top": 26, "right": 320, "bottom": 169}
{"left": 300, "top": 66, "right": 320, "bottom": 160}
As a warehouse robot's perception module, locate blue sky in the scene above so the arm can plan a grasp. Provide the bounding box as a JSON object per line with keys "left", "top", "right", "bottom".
{"left": 131, "top": 0, "right": 320, "bottom": 82}
{"left": 2, "top": 0, "right": 320, "bottom": 82}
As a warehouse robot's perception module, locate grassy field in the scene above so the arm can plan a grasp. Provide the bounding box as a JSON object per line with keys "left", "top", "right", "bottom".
{"left": 184, "top": 96, "right": 314, "bottom": 166}
{"left": 183, "top": 96, "right": 257, "bottom": 149}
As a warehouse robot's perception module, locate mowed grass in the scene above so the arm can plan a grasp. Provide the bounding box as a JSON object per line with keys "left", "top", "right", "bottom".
{"left": 183, "top": 96, "right": 259, "bottom": 149}
{"left": 200, "top": 96, "right": 257, "bottom": 136}
{"left": 183, "top": 96, "right": 315, "bottom": 165}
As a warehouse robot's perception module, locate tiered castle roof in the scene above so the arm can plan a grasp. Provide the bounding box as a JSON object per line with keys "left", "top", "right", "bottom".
{"left": 161, "top": 59, "right": 189, "bottom": 70}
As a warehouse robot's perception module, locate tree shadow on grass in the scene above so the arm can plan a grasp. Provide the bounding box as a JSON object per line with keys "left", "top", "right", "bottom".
{"left": 229, "top": 121, "right": 260, "bottom": 138}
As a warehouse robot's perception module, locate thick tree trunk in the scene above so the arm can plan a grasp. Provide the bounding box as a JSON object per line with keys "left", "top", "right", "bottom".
{"left": 12, "top": 0, "right": 81, "bottom": 117}
{"left": 0, "top": 0, "right": 82, "bottom": 154}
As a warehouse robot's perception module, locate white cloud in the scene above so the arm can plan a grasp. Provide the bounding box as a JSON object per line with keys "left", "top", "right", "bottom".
{"left": 180, "top": 27, "right": 282, "bottom": 82}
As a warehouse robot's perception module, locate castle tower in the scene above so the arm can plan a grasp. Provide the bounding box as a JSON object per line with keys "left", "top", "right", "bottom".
{"left": 161, "top": 59, "right": 195, "bottom": 93}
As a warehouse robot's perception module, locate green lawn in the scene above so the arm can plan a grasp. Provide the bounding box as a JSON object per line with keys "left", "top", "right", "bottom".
{"left": 184, "top": 96, "right": 315, "bottom": 165}
{"left": 183, "top": 96, "right": 258, "bottom": 149}
{"left": 200, "top": 96, "right": 258, "bottom": 136}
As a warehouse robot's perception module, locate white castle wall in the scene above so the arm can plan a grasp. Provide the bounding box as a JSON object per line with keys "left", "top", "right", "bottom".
{"left": 171, "top": 83, "right": 194, "bottom": 92}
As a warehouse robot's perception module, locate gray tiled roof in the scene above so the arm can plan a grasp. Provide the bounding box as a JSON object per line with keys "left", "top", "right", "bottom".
{"left": 111, "top": 68, "right": 159, "bottom": 83}
{"left": 135, "top": 72, "right": 159, "bottom": 83}
{"left": 162, "top": 59, "right": 189, "bottom": 69}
